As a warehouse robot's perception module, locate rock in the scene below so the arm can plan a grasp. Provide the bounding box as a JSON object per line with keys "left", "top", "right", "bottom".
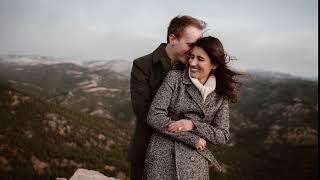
{"left": 69, "top": 168, "right": 118, "bottom": 180}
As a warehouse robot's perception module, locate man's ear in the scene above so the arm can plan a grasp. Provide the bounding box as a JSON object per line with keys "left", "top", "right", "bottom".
{"left": 168, "top": 34, "right": 176, "bottom": 46}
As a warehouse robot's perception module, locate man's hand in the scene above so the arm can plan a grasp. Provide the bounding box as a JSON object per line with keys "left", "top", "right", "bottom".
{"left": 166, "top": 119, "right": 195, "bottom": 133}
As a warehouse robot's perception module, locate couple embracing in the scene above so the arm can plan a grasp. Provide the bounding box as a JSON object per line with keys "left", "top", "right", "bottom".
{"left": 129, "top": 15, "right": 241, "bottom": 180}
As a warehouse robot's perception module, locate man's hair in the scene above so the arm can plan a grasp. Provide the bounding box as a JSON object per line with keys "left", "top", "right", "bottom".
{"left": 167, "top": 15, "right": 206, "bottom": 43}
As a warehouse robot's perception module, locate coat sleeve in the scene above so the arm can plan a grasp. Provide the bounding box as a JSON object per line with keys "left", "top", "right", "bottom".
{"left": 191, "top": 99, "right": 230, "bottom": 145}
{"left": 130, "top": 60, "right": 151, "bottom": 124}
{"left": 147, "top": 71, "right": 201, "bottom": 148}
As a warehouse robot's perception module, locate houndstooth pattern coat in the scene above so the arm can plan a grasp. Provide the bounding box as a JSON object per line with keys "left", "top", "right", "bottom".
{"left": 144, "top": 69, "right": 230, "bottom": 180}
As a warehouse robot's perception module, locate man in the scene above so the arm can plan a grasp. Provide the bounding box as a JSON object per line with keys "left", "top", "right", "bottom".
{"left": 129, "top": 15, "right": 206, "bottom": 179}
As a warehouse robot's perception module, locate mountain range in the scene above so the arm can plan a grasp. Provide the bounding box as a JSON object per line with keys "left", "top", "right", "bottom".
{"left": 0, "top": 54, "right": 318, "bottom": 180}
{"left": 0, "top": 55, "right": 133, "bottom": 122}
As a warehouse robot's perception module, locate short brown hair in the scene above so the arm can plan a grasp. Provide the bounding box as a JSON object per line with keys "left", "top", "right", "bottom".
{"left": 167, "top": 15, "right": 206, "bottom": 43}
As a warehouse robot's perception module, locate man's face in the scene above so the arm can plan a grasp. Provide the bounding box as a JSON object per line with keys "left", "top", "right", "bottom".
{"left": 172, "top": 26, "right": 203, "bottom": 64}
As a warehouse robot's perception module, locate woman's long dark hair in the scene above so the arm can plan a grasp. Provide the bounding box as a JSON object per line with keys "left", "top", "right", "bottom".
{"left": 194, "top": 36, "right": 242, "bottom": 103}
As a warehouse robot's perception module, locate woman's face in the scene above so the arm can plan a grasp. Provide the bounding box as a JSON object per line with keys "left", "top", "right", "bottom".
{"left": 189, "top": 46, "right": 216, "bottom": 84}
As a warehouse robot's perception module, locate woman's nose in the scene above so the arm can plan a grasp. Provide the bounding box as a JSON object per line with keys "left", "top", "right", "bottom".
{"left": 189, "top": 58, "right": 197, "bottom": 66}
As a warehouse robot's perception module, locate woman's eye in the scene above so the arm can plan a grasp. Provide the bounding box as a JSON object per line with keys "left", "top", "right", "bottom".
{"left": 198, "top": 57, "right": 204, "bottom": 61}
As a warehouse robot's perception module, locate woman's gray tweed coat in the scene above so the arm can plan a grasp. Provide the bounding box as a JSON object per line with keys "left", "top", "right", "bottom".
{"left": 144, "top": 69, "right": 230, "bottom": 180}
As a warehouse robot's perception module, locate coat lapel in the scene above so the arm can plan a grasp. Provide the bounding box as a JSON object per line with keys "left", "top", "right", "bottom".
{"left": 203, "top": 91, "right": 221, "bottom": 113}
{"left": 182, "top": 69, "right": 205, "bottom": 114}
{"left": 186, "top": 85, "right": 204, "bottom": 111}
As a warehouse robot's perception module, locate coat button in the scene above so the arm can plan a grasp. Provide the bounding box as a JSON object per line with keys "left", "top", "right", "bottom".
{"left": 190, "top": 157, "right": 195, "bottom": 161}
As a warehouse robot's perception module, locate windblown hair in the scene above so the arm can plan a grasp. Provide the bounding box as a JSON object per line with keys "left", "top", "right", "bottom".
{"left": 194, "top": 36, "right": 242, "bottom": 103}
{"left": 167, "top": 15, "right": 206, "bottom": 43}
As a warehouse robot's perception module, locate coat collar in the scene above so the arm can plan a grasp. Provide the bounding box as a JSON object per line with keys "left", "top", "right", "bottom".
{"left": 189, "top": 69, "right": 216, "bottom": 102}
{"left": 152, "top": 43, "right": 172, "bottom": 71}
{"left": 182, "top": 68, "right": 192, "bottom": 85}
{"left": 152, "top": 43, "right": 187, "bottom": 72}
{"left": 182, "top": 68, "right": 204, "bottom": 112}
{"left": 182, "top": 68, "right": 220, "bottom": 114}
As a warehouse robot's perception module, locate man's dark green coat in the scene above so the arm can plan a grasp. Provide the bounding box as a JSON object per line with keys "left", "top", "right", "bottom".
{"left": 129, "top": 43, "right": 179, "bottom": 166}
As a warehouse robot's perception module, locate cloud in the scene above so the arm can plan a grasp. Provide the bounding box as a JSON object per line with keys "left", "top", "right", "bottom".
{"left": 0, "top": 0, "right": 318, "bottom": 78}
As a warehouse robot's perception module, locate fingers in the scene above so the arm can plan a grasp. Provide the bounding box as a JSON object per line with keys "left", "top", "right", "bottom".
{"left": 167, "top": 121, "right": 180, "bottom": 131}
{"left": 167, "top": 121, "right": 183, "bottom": 133}
{"left": 166, "top": 119, "right": 193, "bottom": 133}
{"left": 201, "top": 139, "right": 206, "bottom": 147}
{"left": 195, "top": 138, "right": 206, "bottom": 152}
{"left": 196, "top": 144, "right": 205, "bottom": 152}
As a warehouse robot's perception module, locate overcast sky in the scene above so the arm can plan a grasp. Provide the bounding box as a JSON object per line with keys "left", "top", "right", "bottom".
{"left": 0, "top": 0, "right": 318, "bottom": 78}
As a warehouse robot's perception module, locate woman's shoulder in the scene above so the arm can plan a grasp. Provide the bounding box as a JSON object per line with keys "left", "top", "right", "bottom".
{"left": 163, "top": 69, "right": 185, "bottom": 86}
{"left": 218, "top": 95, "right": 230, "bottom": 108}
{"left": 168, "top": 69, "right": 184, "bottom": 76}
{"left": 166, "top": 69, "right": 184, "bottom": 80}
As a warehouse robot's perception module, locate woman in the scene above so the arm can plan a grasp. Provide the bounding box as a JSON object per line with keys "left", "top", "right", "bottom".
{"left": 144, "top": 36, "right": 241, "bottom": 180}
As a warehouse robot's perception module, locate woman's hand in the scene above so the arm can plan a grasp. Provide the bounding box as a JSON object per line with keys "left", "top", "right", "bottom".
{"left": 166, "top": 119, "right": 195, "bottom": 133}
{"left": 195, "top": 138, "right": 206, "bottom": 152}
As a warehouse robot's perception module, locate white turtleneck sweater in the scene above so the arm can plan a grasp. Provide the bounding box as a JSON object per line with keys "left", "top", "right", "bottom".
{"left": 189, "top": 68, "right": 216, "bottom": 102}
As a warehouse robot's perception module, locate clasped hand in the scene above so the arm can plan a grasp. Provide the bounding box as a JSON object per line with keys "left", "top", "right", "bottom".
{"left": 166, "top": 119, "right": 194, "bottom": 132}
{"left": 166, "top": 119, "right": 206, "bottom": 152}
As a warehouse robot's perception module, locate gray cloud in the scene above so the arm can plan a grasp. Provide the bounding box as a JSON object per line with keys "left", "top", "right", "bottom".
{"left": 0, "top": 0, "right": 318, "bottom": 78}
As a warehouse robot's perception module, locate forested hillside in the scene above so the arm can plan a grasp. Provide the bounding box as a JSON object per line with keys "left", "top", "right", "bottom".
{"left": 0, "top": 83, "right": 131, "bottom": 180}
{"left": 0, "top": 57, "right": 317, "bottom": 179}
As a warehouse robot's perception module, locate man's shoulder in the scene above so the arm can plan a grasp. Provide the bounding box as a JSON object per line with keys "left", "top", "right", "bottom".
{"left": 133, "top": 43, "right": 166, "bottom": 67}
{"left": 133, "top": 52, "right": 153, "bottom": 67}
